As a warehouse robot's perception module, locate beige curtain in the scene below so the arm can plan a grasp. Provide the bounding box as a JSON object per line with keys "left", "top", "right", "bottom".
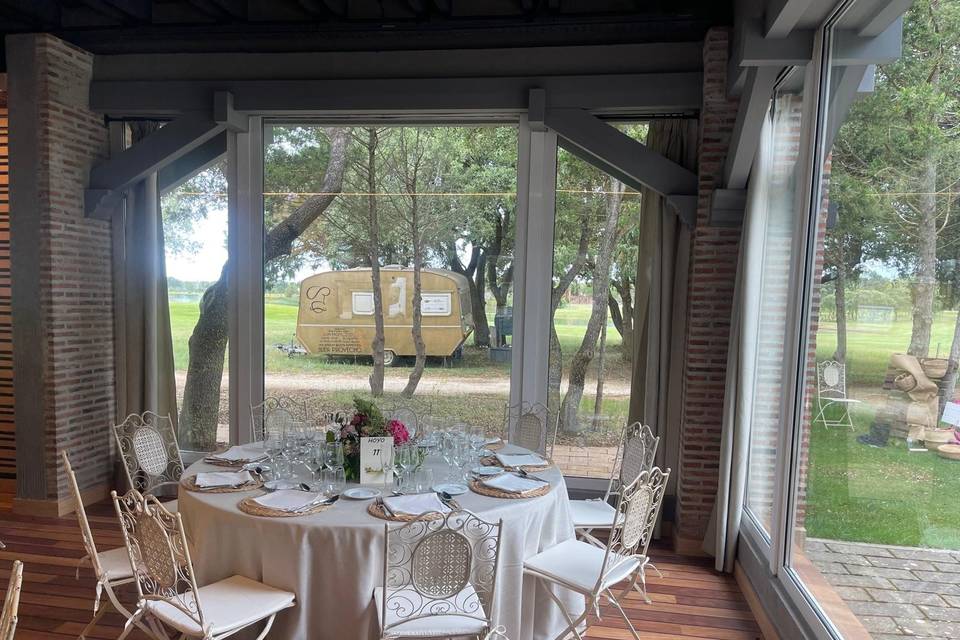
{"left": 118, "top": 173, "right": 178, "bottom": 425}
{"left": 702, "top": 116, "right": 772, "bottom": 572}
{"left": 629, "top": 119, "right": 699, "bottom": 517}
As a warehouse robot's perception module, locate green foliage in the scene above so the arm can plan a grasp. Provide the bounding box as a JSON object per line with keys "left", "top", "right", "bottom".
{"left": 351, "top": 395, "right": 387, "bottom": 434}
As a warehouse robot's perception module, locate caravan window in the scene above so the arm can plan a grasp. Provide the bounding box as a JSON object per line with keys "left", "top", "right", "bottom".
{"left": 352, "top": 292, "right": 375, "bottom": 315}
{"left": 421, "top": 293, "right": 452, "bottom": 316}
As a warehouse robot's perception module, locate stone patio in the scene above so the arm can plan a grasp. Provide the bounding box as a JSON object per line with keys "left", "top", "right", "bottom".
{"left": 807, "top": 538, "right": 960, "bottom": 639}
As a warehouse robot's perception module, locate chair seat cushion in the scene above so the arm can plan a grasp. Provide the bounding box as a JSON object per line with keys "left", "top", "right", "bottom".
{"left": 146, "top": 575, "right": 295, "bottom": 636}
{"left": 373, "top": 585, "right": 487, "bottom": 638}
{"left": 98, "top": 546, "right": 135, "bottom": 581}
{"left": 524, "top": 539, "right": 640, "bottom": 594}
{"left": 569, "top": 498, "right": 619, "bottom": 529}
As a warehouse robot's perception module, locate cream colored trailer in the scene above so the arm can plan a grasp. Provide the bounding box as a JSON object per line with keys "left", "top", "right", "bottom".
{"left": 296, "top": 267, "right": 474, "bottom": 365}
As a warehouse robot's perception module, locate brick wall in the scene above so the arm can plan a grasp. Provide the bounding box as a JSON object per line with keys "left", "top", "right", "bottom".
{"left": 9, "top": 34, "right": 113, "bottom": 512}
{"left": 675, "top": 27, "right": 742, "bottom": 543}
{"left": 0, "top": 90, "right": 10, "bottom": 486}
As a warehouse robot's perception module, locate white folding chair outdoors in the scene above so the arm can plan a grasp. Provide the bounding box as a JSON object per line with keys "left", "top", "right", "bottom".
{"left": 62, "top": 452, "right": 150, "bottom": 639}
{"left": 570, "top": 422, "right": 660, "bottom": 548}
{"left": 250, "top": 395, "right": 307, "bottom": 443}
{"left": 374, "top": 509, "right": 503, "bottom": 639}
{"left": 384, "top": 405, "right": 422, "bottom": 440}
{"left": 0, "top": 559, "right": 22, "bottom": 640}
{"left": 113, "top": 411, "right": 184, "bottom": 512}
{"left": 112, "top": 490, "right": 295, "bottom": 640}
{"left": 812, "top": 360, "right": 861, "bottom": 429}
{"left": 524, "top": 467, "right": 670, "bottom": 640}
{"left": 504, "top": 401, "right": 549, "bottom": 455}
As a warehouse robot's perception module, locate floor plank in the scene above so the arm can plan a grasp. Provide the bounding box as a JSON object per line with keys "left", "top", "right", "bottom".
{"left": 0, "top": 495, "right": 764, "bottom": 639}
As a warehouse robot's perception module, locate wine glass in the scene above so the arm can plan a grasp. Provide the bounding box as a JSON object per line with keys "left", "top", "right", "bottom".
{"left": 379, "top": 444, "right": 394, "bottom": 491}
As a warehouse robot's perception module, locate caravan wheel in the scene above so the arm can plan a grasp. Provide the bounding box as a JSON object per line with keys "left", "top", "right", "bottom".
{"left": 383, "top": 350, "right": 397, "bottom": 366}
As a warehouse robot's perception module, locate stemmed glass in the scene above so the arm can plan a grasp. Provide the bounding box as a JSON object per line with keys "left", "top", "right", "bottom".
{"left": 395, "top": 444, "right": 416, "bottom": 493}
{"left": 379, "top": 444, "right": 395, "bottom": 491}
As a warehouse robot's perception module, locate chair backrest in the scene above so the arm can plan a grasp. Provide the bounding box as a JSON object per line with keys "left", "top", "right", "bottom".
{"left": 817, "top": 360, "right": 847, "bottom": 398}
{"left": 113, "top": 412, "right": 184, "bottom": 494}
{"left": 382, "top": 510, "right": 502, "bottom": 636}
{"left": 250, "top": 396, "right": 307, "bottom": 443}
{"left": 598, "top": 467, "right": 670, "bottom": 590}
{"left": 61, "top": 451, "right": 104, "bottom": 580}
{"left": 385, "top": 406, "right": 421, "bottom": 439}
{"left": 618, "top": 423, "right": 660, "bottom": 489}
{"left": 504, "top": 402, "right": 548, "bottom": 455}
{"left": 0, "top": 559, "right": 22, "bottom": 640}
{"left": 112, "top": 490, "right": 207, "bottom": 635}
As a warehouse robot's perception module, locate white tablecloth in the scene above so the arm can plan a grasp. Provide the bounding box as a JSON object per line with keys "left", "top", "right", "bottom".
{"left": 179, "top": 444, "right": 584, "bottom": 639}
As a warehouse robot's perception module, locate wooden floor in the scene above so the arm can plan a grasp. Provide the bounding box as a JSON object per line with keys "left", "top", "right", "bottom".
{"left": 0, "top": 492, "right": 763, "bottom": 640}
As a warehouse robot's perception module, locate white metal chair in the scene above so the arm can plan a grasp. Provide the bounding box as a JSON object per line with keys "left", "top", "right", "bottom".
{"left": 812, "top": 360, "right": 861, "bottom": 429}
{"left": 569, "top": 422, "right": 660, "bottom": 548}
{"left": 384, "top": 405, "right": 422, "bottom": 440}
{"left": 0, "top": 559, "right": 21, "bottom": 640}
{"left": 524, "top": 467, "right": 670, "bottom": 640}
{"left": 504, "top": 401, "right": 549, "bottom": 455}
{"left": 113, "top": 411, "right": 184, "bottom": 513}
{"left": 62, "top": 451, "right": 153, "bottom": 639}
{"left": 374, "top": 509, "right": 503, "bottom": 639}
{"left": 250, "top": 396, "right": 307, "bottom": 443}
{"left": 112, "top": 490, "right": 296, "bottom": 640}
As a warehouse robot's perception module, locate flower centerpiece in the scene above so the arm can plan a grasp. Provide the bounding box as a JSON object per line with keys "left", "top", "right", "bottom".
{"left": 334, "top": 397, "right": 409, "bottom": 481}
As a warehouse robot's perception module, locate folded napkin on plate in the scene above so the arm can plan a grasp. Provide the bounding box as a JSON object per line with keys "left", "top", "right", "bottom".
{"left": 495, "top": 452, "right": 547, "bottom": 468}
{"left": 482, "top": 473, "right": 548, "bottom": 495}
{"left": 484, "top": 437, "right": 502, "bottom": 445}
{"left": 253, "top": 490, "right": 322, "bottom": 511}
{"left": 383, "top": 493, "right": 451, "bottom": 516}
{"left": 205, "top": 443, "right": 268, "bottom": 462}
{"left": 194, "top": 470, "right": 254, "bottom": 488}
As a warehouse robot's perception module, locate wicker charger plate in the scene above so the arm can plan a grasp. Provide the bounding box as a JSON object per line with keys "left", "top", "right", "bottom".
{"left": 485, "top": 440, "right": 506, "bottom": 451}
{"left": 480, "top": 456, "right": 552, "bottom": 472}
{"left": 937, "top": 443, "right": 960, "bottom": 461}
{"left": 237, "top": 494, "right": 336, "bottom": 518}
{"left": 366, "top": 499, "right": 461, "bottom": 522}
{"left": 469, "top": 479, "right": 551, "bottom": 499}
{"left": 181, "top": 475, "right": 264, "bottom": 493}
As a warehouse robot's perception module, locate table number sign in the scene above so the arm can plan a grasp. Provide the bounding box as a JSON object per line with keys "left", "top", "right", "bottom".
{"left": 360, "top": 436, "right": 393, "bottom": 485}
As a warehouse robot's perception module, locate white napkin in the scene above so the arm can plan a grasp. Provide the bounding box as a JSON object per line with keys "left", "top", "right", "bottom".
{"left": 482, "top": 473, "right": 548, "bottom": 495}
{"left": 253, "top": 490, "right": 323, "bottom": 512}
{"left": 484, "top": 437, "right": 502, "bottom": 445}
{"left": 383, "top": 493, "right": 451, "bottom": 516}
{"left": 206, "top": 443, "right": 267, "bottom": 462}
{"left": 495, "top": 452, "right": 546, "bottom": 468}
{"left": 194, "top": 470, "right": 253, "bottom": 488}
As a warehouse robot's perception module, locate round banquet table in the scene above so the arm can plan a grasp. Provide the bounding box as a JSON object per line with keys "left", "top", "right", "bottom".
{"left": 179, "top": 443, "right": 585, "bottom": 640}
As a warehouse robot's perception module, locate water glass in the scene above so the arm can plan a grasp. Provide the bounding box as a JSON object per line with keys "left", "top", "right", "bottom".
{"left": 413, "top": 468, "right": 434, "bottom": 493}
{"left": 321, "top": 467, "right": 345, "bottom": 497}
{"left": 379, "top": 445, "right": 395, "bottom": 490}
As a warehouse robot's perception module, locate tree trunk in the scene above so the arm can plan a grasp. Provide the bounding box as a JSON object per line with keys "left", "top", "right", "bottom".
{"left": 486, "top": 207, "right": 513, "bottom": 314}
{"left": 943, "top": 308, "right": 960, "bottom": 412}
{"left": 833, "top": 245, "right": 848, "bottom": 363}
{"left": 449, "top": 244, "right": 490, "bottom": 347}
{"left": 402, "top": 146, "right": 426, "bottom": 398}
{"left": 592, "top": 306, "right": 608, "bottom": 428}
{"left": 559, "top": 181, "right": 623, "bottom": 433}
{"left": 367, "top": 128, "right": 386, "bottom": 396}
{"left": 609, "top": 274, "right": 634, "bottom": 358}
{"left": 178, "top": 128, "right": 349, "bottom": 449}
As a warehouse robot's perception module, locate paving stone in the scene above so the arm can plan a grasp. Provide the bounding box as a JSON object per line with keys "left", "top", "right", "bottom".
{"left": 804, "top": 540, "right": 828, "bottom": 553}
{"left": 944, "top": 595, "right": 960, "bottom": 607}
{"left": 857, "top": 615, "right": 900, "bottom": 633}
{"left": 933, "top": 562, "right": 960, "bottom": 573}
{"left": 889, "top": 547, "right": 957, "bottom": 562}
{"left": 808, "top": 551, "right": 873, "bottom": 567}
{"left": 894, "top": 618, "right": 960, "bottom": 639}
{"left": 890, "top": 580, "right": 960, "bottom": 596}
{"left": 850, "top": 601, "right": 922, "bottom": 618}
{"left": 827, "top": 541, "right": 894, "bottom": 556}
{"left": 917, "top": 605, "right": 960, "bottom": 622}
{"left": 814, "top": 561, "right": 850, "bottom": 575}
{"left": 834, "top": 585, "right": 872, "bottom": 601}
{"left": 828, "top": 573, "right": 894, "bottom": 589}
{"left": 847, "top": 565, "right": 917, "bottom": 580}
{"left": 912, "top": 570, "right": 960, "bottom": 585}
{"left": 866, "top": 589, "right": 946, "bottom": 606}
{"left": 869, "top": 556, "right": 938, "bottom": 572}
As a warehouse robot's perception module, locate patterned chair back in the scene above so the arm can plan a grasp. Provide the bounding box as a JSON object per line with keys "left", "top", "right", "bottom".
{"left": 113, "top": 412, "right": 183, "bottom": 494}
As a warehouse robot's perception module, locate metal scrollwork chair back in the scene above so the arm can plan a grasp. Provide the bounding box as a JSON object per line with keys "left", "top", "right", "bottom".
{"left": 113, "top": 412, "right": 184, "bottom": 495}
{"left": 378, "top": 510, "right": 503, "bottom": 639}
{"left": 250, "top": 396, "right": 307, "bottom": 443}
{"left": 616, "top": 423, "right": 660, "bottom": 495}
{"left": 384, "top": 406, "right": 421, "bottom": 440}
{"left": 0, "top": 559, "right": 22, "bottom": 640}
{"left": 504, "top": 402, "right": 548, "bottom": 456}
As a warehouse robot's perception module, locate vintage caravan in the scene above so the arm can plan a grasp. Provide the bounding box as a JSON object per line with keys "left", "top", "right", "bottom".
{"left": 295, "top": 267, "right": 474, "bottom": 365}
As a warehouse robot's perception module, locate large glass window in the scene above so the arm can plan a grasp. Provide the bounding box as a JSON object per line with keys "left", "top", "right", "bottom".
{"left": 261, "top": 125, "right": 517, "bottom": 435}
{"left": 550, "top": 133, "right": 644, "bottom": 479}
{"left": 161, "top": 163, "right": 230, "bottom": 452}
{"left": 785, "top": 2, "right": 960, "bottom": 636}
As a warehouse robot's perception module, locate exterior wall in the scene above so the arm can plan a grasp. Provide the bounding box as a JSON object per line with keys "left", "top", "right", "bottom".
{"left": 8, "top": 34, "right": 113, "bottom": 513}
{"left": 675, "top": 27, "right": 742, "bottom": 545}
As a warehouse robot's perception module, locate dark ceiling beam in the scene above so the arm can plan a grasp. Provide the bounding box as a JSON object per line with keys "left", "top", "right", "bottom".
{"left": 183, "top": 0, "right": 245, "bottom": 21}
{"left": 322, "top": 0, "right": 348, "bottom": 17}
{"left": 0, "top": 0, "right": 59, "bottom": 29}
{"left": 77, "top": 0, "right": 150, "bottom": 24}
{"left": 764, "top": 0, "right": 813, "bottom": 38}
{"left": 431, "top": 0, "right": 451, "bottom": 14}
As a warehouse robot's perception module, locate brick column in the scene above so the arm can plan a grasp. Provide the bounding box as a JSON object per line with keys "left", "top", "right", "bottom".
{"left": 675, "top": 27, "right": 742, "bottom": 550}
{"left": 8, "top": 34, "right": 113, "bottom": 515}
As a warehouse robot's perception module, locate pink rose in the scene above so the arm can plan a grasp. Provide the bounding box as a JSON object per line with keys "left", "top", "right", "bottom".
{"left": 387, "top": 419, "right": 410, "bottom": 445}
